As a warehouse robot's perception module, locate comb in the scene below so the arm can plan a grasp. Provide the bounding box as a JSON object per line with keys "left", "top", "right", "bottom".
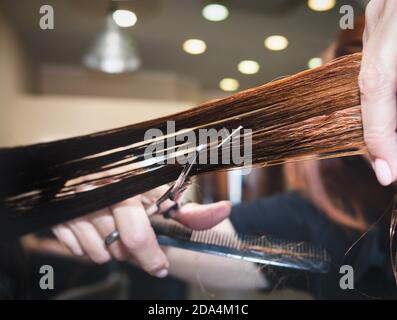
{"left": 151, "top": 217, "right": 331, "bottom": 274}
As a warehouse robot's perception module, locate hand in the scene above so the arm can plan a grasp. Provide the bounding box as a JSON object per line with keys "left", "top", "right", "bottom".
{"left": 52, "top": 185, "right": 231, "bottom": 278}
{"left": 360, "top": 0, "right": 397, "bottom": 185}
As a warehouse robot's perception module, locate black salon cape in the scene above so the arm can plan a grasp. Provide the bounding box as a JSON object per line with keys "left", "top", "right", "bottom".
{"left": 230, "top": 191, "right": 397, "bottom": 299}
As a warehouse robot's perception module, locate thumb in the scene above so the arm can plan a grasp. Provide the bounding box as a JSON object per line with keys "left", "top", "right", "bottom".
{"left": 359, "top": 59, "right": 397, "bottom": 186}
{"left": 173, "top": 201, "right": 231, "bottom": 230}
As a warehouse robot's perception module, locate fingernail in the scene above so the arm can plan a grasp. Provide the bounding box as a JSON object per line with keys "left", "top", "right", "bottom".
{"left": 154, "top": 268, "right": 168, "bottom": 278}
{"left": 374, "top": 158, "right": 393, "bottom": 186}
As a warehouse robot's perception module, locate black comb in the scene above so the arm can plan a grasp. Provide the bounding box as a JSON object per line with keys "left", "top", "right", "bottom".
{"left": 151, "top": 217, "right": 331, "bottom": 274}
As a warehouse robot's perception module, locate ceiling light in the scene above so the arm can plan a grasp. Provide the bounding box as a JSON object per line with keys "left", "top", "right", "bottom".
{"left": 238, "top": 60, "right": 260, "bottom": 75}
{"left": 202, "top": 3, "right": 229, "bottom": 22}
{"left": 83, "top": 15, "right": 141, "bottom": 74}
{"left": 183, "top": 39, "right": 207, "bottom": 55}
{"left": 308, "top": 57, "right": 323, "bottom": 69}
{"left": 264, "top": 35, "right": 289, "bottom": 51}
{"left": 219, "top": 78, "right": 239, "bottom": 92}
{"left": 307, "top": 0, "right": 336, "bottom": 12}
{"left": 112, "top": 9, "right": 137, "bottom": 27}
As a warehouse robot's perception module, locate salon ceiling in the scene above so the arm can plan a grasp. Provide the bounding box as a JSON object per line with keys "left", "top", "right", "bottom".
{"left": 1, "top": 0, "right": 365, "bottom": 91}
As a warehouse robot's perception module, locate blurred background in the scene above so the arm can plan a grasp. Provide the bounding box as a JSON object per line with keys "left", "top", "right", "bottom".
{"left": 0, "top": 0, "right": 368, "bottom": 299}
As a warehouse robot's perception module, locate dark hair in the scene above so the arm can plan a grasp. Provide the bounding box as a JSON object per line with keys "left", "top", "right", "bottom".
{"left": 0, "top": 53, "right": 365, "bottom": 239}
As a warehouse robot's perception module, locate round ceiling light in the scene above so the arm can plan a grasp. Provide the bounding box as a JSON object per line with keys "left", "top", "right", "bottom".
{"left": 202, "top": 3, "right": 229, "bottom": 22}
{"left": 219, "top": 78, "right": 239, "bottom": 92}
{"left": 308, "top": 57, "right": 323, "bottom": 69}
{"left": 307, "top": 0, "right": 336, "bottom": 12}
{"left": 112, "top": 9, "right": 137, "bottom": 27}
{"left": 264, "top": 35, "right": 289, "bottom": 51}
{"left": 182, "top": 39, "right": 207, "bottom": 55}
{"left": 238, "top": 60, "right": 260, "bottom": 75}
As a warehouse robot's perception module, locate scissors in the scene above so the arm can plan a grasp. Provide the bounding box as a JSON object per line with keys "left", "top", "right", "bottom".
{"left": 104, "top": 144, "right": 203, "bottom": 246}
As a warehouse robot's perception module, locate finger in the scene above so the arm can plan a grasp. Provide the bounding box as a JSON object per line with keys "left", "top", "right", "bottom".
{"left": 359, "top": 21, "right": 397, "bottom": 185}
{"left": 36, "top": 238, "right": 73, "bottom": 256}
{"left": 52, "top": 224, "right": 84, "bottom": 256}
{"left": 173, "top": 201, "right": 231, "bottom": 230}
{"left": 141, "top": 185, "right": 170, "bottom": 205}
{"left": 112, "top": 197, "right": 169, "bottom": 277}
{"left": 364, "top": 0, "right": 383, "bottom": 37}
{"left": 68, "top": 219, "right": 112, "bottom": 264}
{"left": 90, "top": 209, "right": 129, "bottom": 261}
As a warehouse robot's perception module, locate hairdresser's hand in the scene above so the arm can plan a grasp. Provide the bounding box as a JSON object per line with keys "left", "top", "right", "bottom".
{"left": 52, "top": 186, "right": 231, "bottom": 278}
{"left": 360, "top": 0, "right": 397, "bottom": 186}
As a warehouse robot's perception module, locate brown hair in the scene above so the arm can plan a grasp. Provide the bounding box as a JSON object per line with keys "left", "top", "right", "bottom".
{"left": 285, "top": 16, "right": 396, "bottom": 232}
{"left": 0, "top": 53, "right": 365, "bottom": 239}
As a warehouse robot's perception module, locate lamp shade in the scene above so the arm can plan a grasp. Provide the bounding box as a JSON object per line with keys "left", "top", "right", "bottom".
{"left": 83, "top": 14, "right": 141, "bottom": 74}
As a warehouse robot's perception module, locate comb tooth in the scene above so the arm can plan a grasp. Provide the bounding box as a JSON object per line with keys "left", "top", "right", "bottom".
{"left": 246, "top": 235, "right": 252, "bottom": 246}
{"left": 214, "top": 231, "right": 221, "bottom": 245}
{"left": 293, "top": 242, "right": 299, "bottom": 254}
{"left": 233, "top": 234, "right": 239, "bottom": 249}
{"left": 224, "top": 233, "right": 230, "bottom": 248}
{"left": 221, "top": 233, "right": 227, "bottom": 246}
{"left": 258, "top": 236, "right": 266, "bottom": 247}
{"left": 247, "top": 236, "right": 253, "bottom": 246}
{"left": 255, "top": 236, "right": 261, "bottom": 247}
{"left": 207, "top": 231, "right": 213, "bottom": 245}
{"left": 199, "top": 230, "right": 205, "bottom": 243}
{"left": 223, "top": 233, "right": 229, "bottom": 247}
{"left": 200, "top": 231, "right": 206, "bottom": 243}
{"left": 235, "top": 233, "right": 241, "bottom": 250}
{"left": 203, "top": 230, "right": 210, "bottom": 245}
{"left": 197, "top": 230, "right": 204, "bottom": 243}
{"left": 208, "top": 230, "right": 215, "bottom": 245}
{"left": 207, "top": 230, "right": 213, "bottom": 245}
{"left": 200, "top": 230, "right": 206, "bottom": 243}
{"left": 242, "top": 234, "right": 248, "bottom": 245}
{"left": 255, "top": 236, "right": 261, "bottom": 246}
{"left": 220, "top": 232, "right": 226, "bottom": 247}
{"left": 245, "top": 235, "right": 252, "bottom": 247}
{"left": 192, "top": 230, "right": 201, "bottom": 243}
{"left": 250, "top": 236, "right": 256, "bottom": 247}
{"left": 278, "top": 238, "right": 283, "bottom": 249}
{"left": 197, "top": 230, "right": 204, "bottom": 244}
{"left": 227, "top": 233, "right": 234, "bottom": 248}
{"left": 191, "top": 230, "right": 197, "bottom": 242}
{"left": 199, "top": 231, "right": 205, "bottom": 243}
{"left": 224, "top": 233, "right": 231, "bottom": 247}
{"left": 200, "top": 230, "right": 207, "bottom": 244}
{"left": 213, "top": 231, "right": 220, "bottom": 245}
{"left": 230, "top": 233, "right": 237, "bottom": 249}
